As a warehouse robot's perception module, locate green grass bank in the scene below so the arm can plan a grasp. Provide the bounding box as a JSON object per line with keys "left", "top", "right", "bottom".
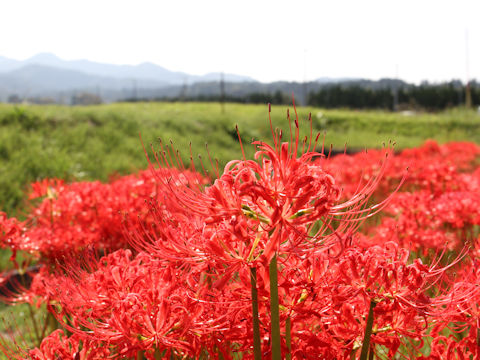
{"left": 0, "top": 101, "right": 479, "bottom": 216}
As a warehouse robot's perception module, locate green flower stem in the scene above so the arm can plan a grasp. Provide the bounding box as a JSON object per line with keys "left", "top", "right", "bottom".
{"left": 286, "top": 316, "right": 292, "bottom": 360}
{"left": 269, "top": 253, "right": 282, "bottom": 360}
{"left": 477, "top": 318, "right": 480, "bottom": 349}
{"left": 27, "top": 303, "right": 40, "bottom": 346}
{"left": 153, "top": 348, "right": 162, "bottom": 360}
{"left": 359, "top": 300, "right": 377, "bottom": 360}
{"left": 250, "top": 267, "right": 262, "bottom": 360}
{"left": 39, "top": 311, "right": 52, "bottom": 346}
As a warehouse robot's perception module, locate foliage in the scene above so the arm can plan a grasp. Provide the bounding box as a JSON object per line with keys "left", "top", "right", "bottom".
{"left": 308, "top": 81, "right": 480, "bottom": 110}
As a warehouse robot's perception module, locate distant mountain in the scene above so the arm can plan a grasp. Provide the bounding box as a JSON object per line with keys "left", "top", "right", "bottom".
{"left": 0, "top": 53, "right": 418, "bottom": 104}
{"left": 0, "top": 64, "right": 169, "bottom": 94}
{"left": 0, "top": 56, "right": 22, "bottom": 73}
{"left": 0, "top": 53, "right": 260, "bottom": 102}
{"left": 0, "top": 53, "right": 257, "bottom": 84}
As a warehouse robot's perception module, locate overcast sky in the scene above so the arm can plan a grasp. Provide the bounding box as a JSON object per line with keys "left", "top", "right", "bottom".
{"left": 1, "top": 0, "right": 479, "bottom": 84}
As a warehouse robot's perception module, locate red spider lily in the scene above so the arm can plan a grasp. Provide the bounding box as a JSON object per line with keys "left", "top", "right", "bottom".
{"left": 279, "top": 241, "right": 460, "bottom": 359}
{"left": 418, "top": 335, "right": 475, "bottom": 360}
{"left": 2, "top": 168, "right": 206, "bottom": 262}
{"left": 27, "top": 178, "right": 65, "bottom": 200}
{"left": 367, "top": 188, "right": 480, "bottom": 254}
{"left": 325, "top": 140, "right": 480, "bottom": 201}
{"left": 0, "top": 213, "right": 22, "bottom": 244}
{"left": 323, "top": 148, "right": 396, "bottom": 200}
{"left": 126, "top": 104, "right": 399, "bottom": 360}
{"left": 118, "top": 103, "right": 403, "bottom": 359}
{"left": 0, "top": 212, "right": 24, "bottom": 265}
{"left": 144, "top": 104, "right": 395, "bottom": 268}
{"left": 1, "top": 329, "right": 112, "bottom": 360}
{"left": 420, "top": 259, "right": 480, "bottom": 360}
{"left": 34, "top": 249, "right": 234, "bottom": 358}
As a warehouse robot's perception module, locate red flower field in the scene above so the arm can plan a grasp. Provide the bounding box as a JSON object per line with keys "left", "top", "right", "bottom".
{"left": 1, "top": 105, "right": 479, "bottom": 359}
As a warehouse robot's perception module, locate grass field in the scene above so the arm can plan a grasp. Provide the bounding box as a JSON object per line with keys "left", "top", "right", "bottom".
{"left": 1, "top": 101, "right": 479, "bottom": 219}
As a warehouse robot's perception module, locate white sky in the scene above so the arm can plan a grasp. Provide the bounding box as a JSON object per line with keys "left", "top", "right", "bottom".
{"left": 1, "top": 0, "right": 479, "bottom": 84}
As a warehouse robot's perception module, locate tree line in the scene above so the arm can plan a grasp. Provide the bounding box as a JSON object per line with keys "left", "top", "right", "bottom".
{"left": 123, "top": 80, "right": 480, "bottom": 111}
{"left": 307, "top": 81, "right": 480, "bottom": 110}
{"left": 125, "top": 90, "right": 289, "bottom": 105}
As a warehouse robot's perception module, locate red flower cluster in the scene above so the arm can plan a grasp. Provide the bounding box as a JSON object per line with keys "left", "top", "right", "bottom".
{"left": 1, "top": 168, "right": 206, "bottom": 262}
{"left": 2, "top": 329, "right": 110, "bottom": 360}
{"left": 324, "top": 139, "right": 480, "bottom": 252}
{"left": 325, "top": 139, "right": 480, "bottom": 199}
